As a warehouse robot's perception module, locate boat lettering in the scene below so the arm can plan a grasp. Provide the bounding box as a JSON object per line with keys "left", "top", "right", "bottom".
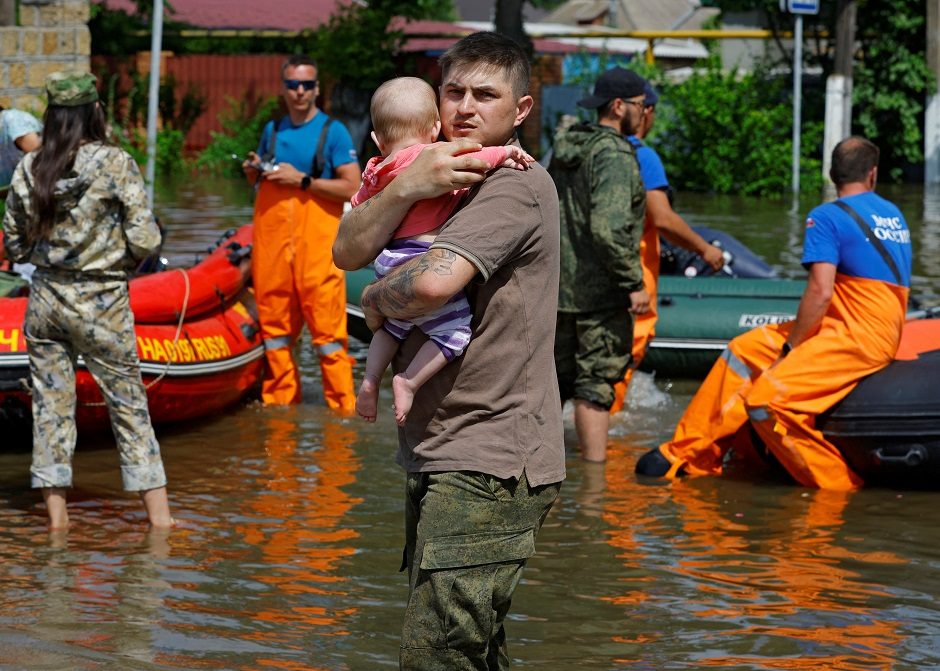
{"left": 0, "top": 328, "right": 20, "bottom": 352}
{"left": 738, "top": 313, "right": 795, "bottom": 328}
{"left": 137, "top": 335, "right": 231, "bottom": 362}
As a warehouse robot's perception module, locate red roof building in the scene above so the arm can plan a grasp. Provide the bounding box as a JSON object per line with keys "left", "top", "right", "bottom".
{"left": 98, "top": 0, "right": 348, "bottom": 31}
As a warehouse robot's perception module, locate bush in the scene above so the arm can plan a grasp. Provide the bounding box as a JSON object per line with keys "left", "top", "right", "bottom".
{"left": 111, "top": 126, "right": 188, "bottom": 177}
{"left": 100, "top": 67, "right": 206, "bottom": 177}
{"left": 653, "top": 57, "right": 823, "bottom": 196}
{"left": 195, "top": 96, "right": 281, "bottom": 176}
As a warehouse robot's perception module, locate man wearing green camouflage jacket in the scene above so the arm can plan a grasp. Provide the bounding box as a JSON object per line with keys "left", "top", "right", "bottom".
{"left": 549, "top": 67, "right": 649, "bottom": 463}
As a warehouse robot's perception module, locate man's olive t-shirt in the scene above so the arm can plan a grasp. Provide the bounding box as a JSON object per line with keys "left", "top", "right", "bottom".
{"left": 392, "top": 161, "right": 565, "bottom": 487}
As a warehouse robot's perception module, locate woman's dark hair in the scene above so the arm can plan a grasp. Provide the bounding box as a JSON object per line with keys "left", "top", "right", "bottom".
{"left": 29, "top": 101, "right": 108, "bottom": 243}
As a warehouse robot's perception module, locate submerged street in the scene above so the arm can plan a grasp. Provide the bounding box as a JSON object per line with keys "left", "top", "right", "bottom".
{"left": 0, "top": 176, "right": 938, "bottom": 669}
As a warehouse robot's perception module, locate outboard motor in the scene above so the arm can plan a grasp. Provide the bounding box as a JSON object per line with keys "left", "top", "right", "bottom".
{"left": 661, "top": 225, "right": 777, "bottom": 279}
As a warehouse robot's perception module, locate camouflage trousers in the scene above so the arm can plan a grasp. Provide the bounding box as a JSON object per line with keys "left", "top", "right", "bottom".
{"left": 401, "top": 470, "right": 561, "bottom": 670}
{"left": 25, "top": 273, "right": 166, "bottom": 492}
{"left": 555, "top": 307, "right": 634, "bottom": 410}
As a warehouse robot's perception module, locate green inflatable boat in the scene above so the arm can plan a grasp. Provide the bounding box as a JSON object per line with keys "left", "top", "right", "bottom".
{"left": 643, "top": 275, "right": 804, "bottom": 377}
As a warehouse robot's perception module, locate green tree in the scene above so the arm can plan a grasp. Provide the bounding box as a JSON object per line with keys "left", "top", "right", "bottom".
{"left": 311, "top": 0, "right": 455, "bottom": 89}
{"left": 653, "top": 56, "right": 823, "bottom": 195}
{"left": 704, "top": 0, "right": 933, "bottom": 181}
{"left": 494, "top": 0, "right": 567, "bottom": 55}
{"left": 99, "top": 68, "right": 207, "bottom": 176}
{"left": 196, "top": 95, "right": 281, "bottom": 176}
{"left": 852, "top": 0, "right": 932, "bottom": 180}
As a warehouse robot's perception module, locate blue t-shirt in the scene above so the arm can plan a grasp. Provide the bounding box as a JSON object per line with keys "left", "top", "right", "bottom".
{"left": 627, "top": 135, "right": 669, "bottom": 191}
{"left": 1, "top": 109, "right": 42, "bottom": 187}
{"left": 802, "top": 191, "right": 912, "bottom": 287}
{"left": 256, "top": 112, "right": 358, "bottom": 179}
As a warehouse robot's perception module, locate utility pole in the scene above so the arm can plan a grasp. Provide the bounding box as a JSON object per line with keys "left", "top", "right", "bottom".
{"left": 926, "top": 0, "right": 940, "bottom": 184}
{"left": 823, "top": 0, "right": 856, "bottom": 183}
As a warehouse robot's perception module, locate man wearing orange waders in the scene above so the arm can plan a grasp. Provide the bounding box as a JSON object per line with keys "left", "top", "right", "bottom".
{"left": 243, "top": 55, "right": 360, "bottom": 410}
{"left": 638, "top": 137, "right": 912, "bottom": 489}
{"left": 610, "top": 83, "right": 725, "bottom": 413}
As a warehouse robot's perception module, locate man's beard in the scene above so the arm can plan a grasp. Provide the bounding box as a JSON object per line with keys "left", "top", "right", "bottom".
{"left": 620, "top": 114, "right": 638, "bottom": 137}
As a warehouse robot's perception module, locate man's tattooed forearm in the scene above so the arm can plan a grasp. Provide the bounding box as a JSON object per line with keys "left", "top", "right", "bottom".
{"left": 361, "top": 250, "right": 451, "bottom": 318}
{"left": 359, "top": 189, "right": 383, "bottom": 211}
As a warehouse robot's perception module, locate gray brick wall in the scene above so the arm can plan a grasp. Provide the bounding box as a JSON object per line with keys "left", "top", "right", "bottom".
{"left": 0, "top": 0, "right": 90, "bottom": 110}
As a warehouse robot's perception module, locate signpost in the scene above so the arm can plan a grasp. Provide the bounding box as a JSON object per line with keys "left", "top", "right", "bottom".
{"left": 784, "top": 0, "right": 818, "bottom": 194}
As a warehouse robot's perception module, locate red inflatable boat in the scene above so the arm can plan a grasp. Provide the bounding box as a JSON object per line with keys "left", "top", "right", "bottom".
{"left": 0, "top": 225, "right": 263, "bottom": 430}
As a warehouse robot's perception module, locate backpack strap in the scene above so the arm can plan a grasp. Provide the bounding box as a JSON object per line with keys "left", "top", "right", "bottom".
{"left": 310, "top": 116, "right": 334, "bottom": 179}
{"left": 261, "top": 118, "right": 278, "bottom": 164}
{"left": 832, "top": 199, "right": 903, "bottom": 285}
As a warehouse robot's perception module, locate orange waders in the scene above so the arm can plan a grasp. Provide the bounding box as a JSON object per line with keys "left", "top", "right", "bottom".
{"left": 658, "top": 275, "right": 908, "bottom": 489}
{"left": 611, "top": 216, "right": 660, "bottom": 412}
{"left": 252, "top": 180, "right": 355, "bottom": 411}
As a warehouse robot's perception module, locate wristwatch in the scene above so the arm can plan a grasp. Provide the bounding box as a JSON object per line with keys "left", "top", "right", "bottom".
{"left": 781, "top": 342, "right": 793, "bottom": 358}
{"left": 299, "top": 174, "right": 312, "bottom": 191}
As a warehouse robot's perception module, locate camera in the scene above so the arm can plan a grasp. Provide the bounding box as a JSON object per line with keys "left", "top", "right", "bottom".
{"left": 232, "top": 154, "right": 278, "bottom": 172}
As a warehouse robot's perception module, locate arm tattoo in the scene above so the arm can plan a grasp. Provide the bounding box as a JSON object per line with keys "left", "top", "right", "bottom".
{"left": 428, "top": 248, "right": 456, "bottom": 276}
{"left": 359, "top": 189, "right": 383, "bottom": 211}
{"left": 361, "top": 249, "right": 456, "bottom": 318}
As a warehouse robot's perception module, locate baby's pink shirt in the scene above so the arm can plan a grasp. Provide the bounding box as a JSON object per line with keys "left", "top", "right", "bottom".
{"left": 351, "top": 143, "right": 510, "bottom": 239}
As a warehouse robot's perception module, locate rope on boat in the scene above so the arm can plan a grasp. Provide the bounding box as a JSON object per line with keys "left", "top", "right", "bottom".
{"left": 143, "top": 268, "right": 191, "bottom": 391}
{"left": 81, "top": 268, "right": 191, "bottom": 407}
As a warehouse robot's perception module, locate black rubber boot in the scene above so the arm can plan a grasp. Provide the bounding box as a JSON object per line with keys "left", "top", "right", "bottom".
{"left": 635, "top": 447, "right": 676, "bottom": 477}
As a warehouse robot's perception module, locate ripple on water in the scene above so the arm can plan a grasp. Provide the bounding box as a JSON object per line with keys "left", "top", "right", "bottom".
{"left": 1, "top": 178, "right": 940, "bottom": 669}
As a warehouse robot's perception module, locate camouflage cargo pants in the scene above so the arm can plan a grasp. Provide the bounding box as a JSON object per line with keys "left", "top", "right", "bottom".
{"left": 26, "top": 273, "right": 166, "bottom": 492}
{"left": 401, "top": 470, "right": 561, "bottom": 670}
{"left": 554, "top": 306, "right": 633, "bottom": 410}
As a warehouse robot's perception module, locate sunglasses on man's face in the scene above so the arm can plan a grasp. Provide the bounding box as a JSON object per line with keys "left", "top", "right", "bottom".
{"left": 284, "top": 79, "right": 317, "bottom": 91}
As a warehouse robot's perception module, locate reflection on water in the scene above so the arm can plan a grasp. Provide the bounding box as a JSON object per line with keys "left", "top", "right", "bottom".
{"left": 1, "top": 176, "right": 940, "bottom": 669}
{"left": 919, "top": 185, "right": 940, "bottom": 284}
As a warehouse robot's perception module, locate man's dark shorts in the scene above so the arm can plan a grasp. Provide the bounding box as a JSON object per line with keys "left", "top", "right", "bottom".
{"left": 555, "top": 306, "right": 633, "bottom": 409}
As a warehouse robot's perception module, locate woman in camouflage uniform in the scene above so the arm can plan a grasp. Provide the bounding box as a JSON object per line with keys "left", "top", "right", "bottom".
{"left": 2, "top": 70, "right": 173, "bottom": 530}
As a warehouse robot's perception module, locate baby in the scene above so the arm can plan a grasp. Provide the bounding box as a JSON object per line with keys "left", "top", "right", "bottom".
{"left": 352, "top": 76, "right": 532, "bottom": 425}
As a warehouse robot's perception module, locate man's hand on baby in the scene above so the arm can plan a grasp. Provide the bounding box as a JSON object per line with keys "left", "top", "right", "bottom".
{"left": 501, "top": 146, "right": 536, "bottom": 170}
{"left": 399, "top": 140, "right": 490, "bottom": 200}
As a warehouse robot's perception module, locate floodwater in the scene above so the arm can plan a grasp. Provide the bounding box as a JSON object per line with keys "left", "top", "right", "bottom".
{"left": 1, "top": 176, "right": 939, "bottom": 670}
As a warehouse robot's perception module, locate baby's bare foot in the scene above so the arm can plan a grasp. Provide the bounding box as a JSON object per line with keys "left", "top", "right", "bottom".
{"left": 357, "top": 377, "right": 380, "bottom": 422}
{"left": 392, "top": 374, "right": 416, "bottom": 427}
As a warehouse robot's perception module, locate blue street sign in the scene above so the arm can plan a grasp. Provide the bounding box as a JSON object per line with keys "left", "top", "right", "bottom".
{"left": 787, "top": 0, "right": 819, "bottom": 15}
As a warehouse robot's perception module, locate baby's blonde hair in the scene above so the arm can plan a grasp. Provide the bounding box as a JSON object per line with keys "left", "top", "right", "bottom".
{"left": 370, "top": 77, "right": 440, "bottom": 146}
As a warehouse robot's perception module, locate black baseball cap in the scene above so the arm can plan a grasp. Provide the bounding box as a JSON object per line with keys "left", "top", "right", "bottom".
{"left": 577, "top": 67, "right": 647, "bottom": 109}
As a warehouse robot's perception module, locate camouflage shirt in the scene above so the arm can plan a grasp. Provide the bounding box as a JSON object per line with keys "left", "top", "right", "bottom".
{"left": 3, "top": 142, "right": 159, "bottom": 278}
{"left": 549, "top": 123, "right": 646, "bottom": 312}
